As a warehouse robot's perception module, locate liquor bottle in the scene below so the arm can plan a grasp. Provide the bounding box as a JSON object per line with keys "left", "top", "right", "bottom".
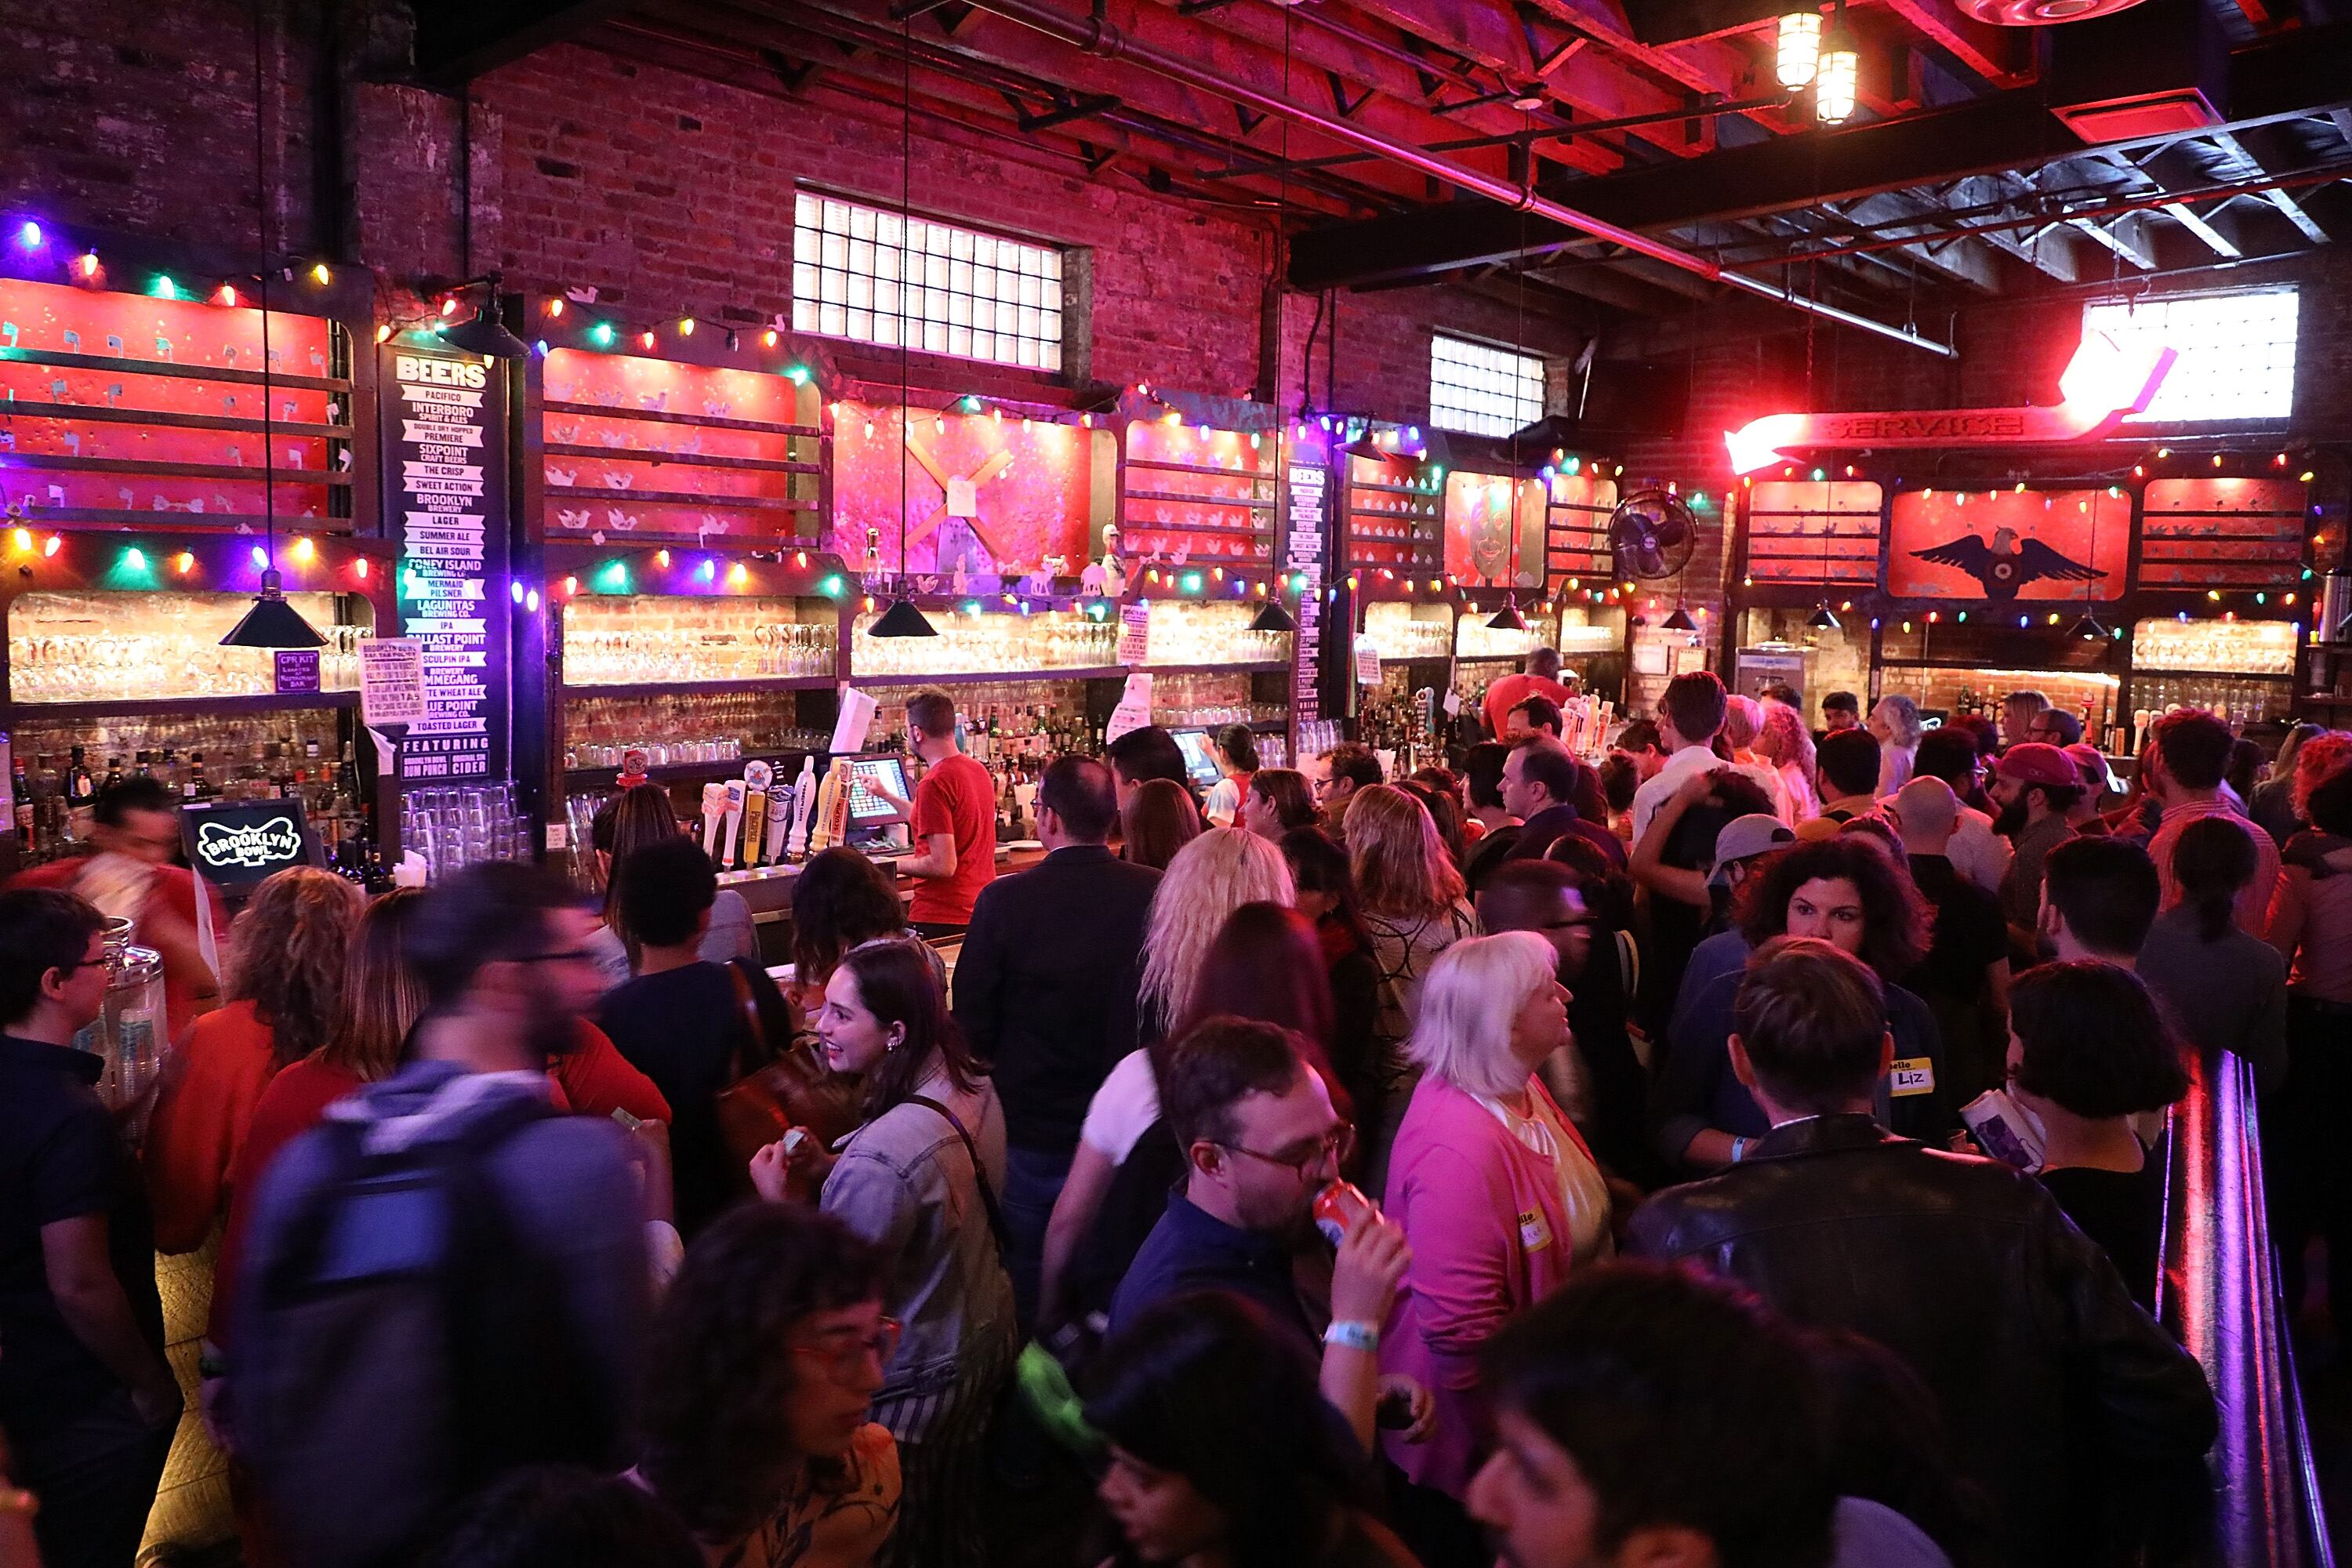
{"left": 158, "top": 748, "right": 181, "bottom": 793}
{"left": 11, "top": 756, "right": 31, "bottom": 851}
{"left": 103, "top": 757, "right": 124, "bottom": 794}
{"left": 65, "top": 746, "right": 96, "bottom": 811}
{"left": 186, "top": 753, "right": 212, "bottom": 802}
{"left": 31, "top": 756, "right": 63, "bottom": 851}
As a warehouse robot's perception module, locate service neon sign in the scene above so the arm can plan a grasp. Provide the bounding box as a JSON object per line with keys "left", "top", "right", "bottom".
{"left": 1723, "top": 332, "right": 2177, "bottom": 475}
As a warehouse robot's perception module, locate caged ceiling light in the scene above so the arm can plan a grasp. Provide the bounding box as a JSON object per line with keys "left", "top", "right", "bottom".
{"left": 1776, "top": 11, "right": 1824, "bottom": 87}
{"left": 1815, "top": 7, "right": 1860, "bottom": 123}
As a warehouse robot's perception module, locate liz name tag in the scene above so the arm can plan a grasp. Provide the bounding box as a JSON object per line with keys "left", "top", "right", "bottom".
{"left": 1517, "top": 1209, "right": 1553, "bottom": 1253}
{"left": 1889, "top": 1057, "right": 1936, "bottom": 1098}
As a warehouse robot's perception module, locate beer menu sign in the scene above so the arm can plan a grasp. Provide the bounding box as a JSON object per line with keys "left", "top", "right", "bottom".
{"left": 381, "top": 346, "right": 508, "bottom": 781}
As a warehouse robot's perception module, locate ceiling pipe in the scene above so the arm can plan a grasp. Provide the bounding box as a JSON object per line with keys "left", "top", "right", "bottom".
{"left": 956, "top": 0, "right": 1955, "bottom": 356}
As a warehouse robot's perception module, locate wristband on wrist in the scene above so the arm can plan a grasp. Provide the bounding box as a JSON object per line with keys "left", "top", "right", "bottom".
{"left": 1323, "top": 1319, "right": 1381, "bottom": 1354}
{"left": 1730, "top": 1136, "right": 1749, "bottom": 1163}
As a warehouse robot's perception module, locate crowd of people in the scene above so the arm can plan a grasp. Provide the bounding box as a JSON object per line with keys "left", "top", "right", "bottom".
{"left": 5, "top": 652, "right": 2349, "bottom": 1568}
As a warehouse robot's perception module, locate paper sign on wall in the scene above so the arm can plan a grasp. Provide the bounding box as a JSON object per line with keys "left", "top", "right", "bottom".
{"left": 359, "top": 638, "right": 429, "bottom": 728}
{"left": 274, "top": 650, "right": 320, "bottom": 695}
{"left": 832, "top": 688, "right": 880, "bottom": 754}
{"left": 1117, "top": 601, "right": 1151, "bottom": 666}
{"left": 1354, "top": 636, "right": 1382, "bottom": 688}
{"left": 946, "top": 477, "right": 978, "bottom": 518}
{"left": 1105, "top": 673, "right": 1155, "bottom": 745}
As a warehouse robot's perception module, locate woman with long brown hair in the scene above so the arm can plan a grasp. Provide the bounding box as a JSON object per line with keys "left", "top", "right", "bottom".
{"left": 1122, "top": 777, "right": 1204, "bottom": 873}
{"left": 1345, "top": 786, "right": 1478, "bottom": 1187}
{"left": 753, "top": 939, "right": 1013, "bottom": 1568}
{"left": 145, "top": 866, "right": 366, "bottom": 1254}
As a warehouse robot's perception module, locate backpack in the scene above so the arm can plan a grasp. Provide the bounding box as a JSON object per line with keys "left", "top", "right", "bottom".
{"left": 235, "top": 1091, "right": 619, "bottom": 1568}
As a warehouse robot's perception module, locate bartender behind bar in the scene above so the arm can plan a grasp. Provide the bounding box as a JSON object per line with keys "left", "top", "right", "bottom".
{"left": 868, "top": 688, "right": 996, "bottom": 938}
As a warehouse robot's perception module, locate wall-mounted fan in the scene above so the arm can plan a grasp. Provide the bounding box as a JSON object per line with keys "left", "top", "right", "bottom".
{"left": 1608, "top": 487, "right": 1697, "bottom": 582}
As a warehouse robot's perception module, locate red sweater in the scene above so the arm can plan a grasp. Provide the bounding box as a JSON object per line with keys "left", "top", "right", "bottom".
{"left": 145, "top": 1000, "right": 280, "bottom": 1255}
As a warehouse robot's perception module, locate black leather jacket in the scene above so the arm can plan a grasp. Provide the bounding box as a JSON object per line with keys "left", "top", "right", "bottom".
{"left": 1629, "top": 1115, "right": 2218, "bottom": 1568}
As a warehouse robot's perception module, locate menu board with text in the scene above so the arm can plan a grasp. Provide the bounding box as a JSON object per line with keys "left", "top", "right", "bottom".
{"left": 382, "top": 346, "right": 507, "bottom": 781}
{"left": 1285, "top": 463, "right": 1326, "bottom": 725}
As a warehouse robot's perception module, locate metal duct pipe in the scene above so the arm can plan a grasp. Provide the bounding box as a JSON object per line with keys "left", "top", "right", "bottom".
{"left": 959, "top": 0, "right": 1955, "bottom": 357}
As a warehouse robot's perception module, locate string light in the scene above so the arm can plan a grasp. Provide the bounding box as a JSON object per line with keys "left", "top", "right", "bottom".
{"left": 546, "top": 298, "right": 565, "bottom": 318}
{"left": 590, "top": 321, "right": 615, "bottom": 347}
{"left": 177, "top": 551, "right": 197, "bottom": 575}
{"left": 309, "top": 262, "right": 332, "bottom": 285}
{"left": 215, "top": 284, "right": 238, "bottom": 307}
{"left": 440, "top": 296, "right": 460, "bottom": 318}
{"left": 677, "top": 317, "right": 695, "bottom": 336}
{"left": 291, "top": 536, "right": 315, "bottom": 564}
{"left": 78, "top": 251, "right": 99, "bottom": 278}
{"left": 374, "top": 324, "right": 392, "bottom": 343}
{"left": 639, "top": 331, "right": 655, "bottom": 350}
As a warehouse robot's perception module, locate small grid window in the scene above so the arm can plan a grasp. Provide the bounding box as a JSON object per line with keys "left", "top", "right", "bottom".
{"left": 792, "top": 191, "right": 1064, "bottom": 372}
{"left": 1430, "top": 334, "right": 1546, "bottom": 437}
{"left": 2082, "top": 288, "right": 2297, "bottom": 424}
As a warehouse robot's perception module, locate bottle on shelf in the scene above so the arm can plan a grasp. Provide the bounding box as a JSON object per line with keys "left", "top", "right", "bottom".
{"left": 65, "top": 746, "right": 96, "bottom": 812}
{"left": 102, "top": 757, "right": 124, "bottom": 795}
{"left": 11, "top": 755, "right": 31, "bottom": 852}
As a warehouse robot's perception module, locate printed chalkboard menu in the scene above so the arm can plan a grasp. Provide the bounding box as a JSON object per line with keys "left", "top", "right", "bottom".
{"left": 381, "top": 345, "right": 508, "bottom": 781}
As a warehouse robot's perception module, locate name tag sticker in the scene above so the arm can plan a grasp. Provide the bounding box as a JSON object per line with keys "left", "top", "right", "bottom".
{"left": 1517, "top": 1209, "right": 1553, "bottom": 1253}
{"left": 1890, "top": 1057, "right": 1936, "bottom": 1098}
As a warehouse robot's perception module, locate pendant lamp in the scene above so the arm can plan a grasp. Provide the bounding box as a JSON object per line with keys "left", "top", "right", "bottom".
{"left": 867, "top": 16, "right": 937, "bottom": 642}
{"left": 1487, "top": 597, "right": 1529, "bottom": 633}
{"left": 1662, "top": 602, "right": 1697, "bottom": 633}
{"left": 871, "top": 595, "right": 940, "bottom": 638}
{"left": 223, "top": 0, "right": 324, "bottom": 652}
{"left": 1806, "top": 601, "right": 1842, "bottom": 631}
{"left": 441, "top": 296, "right": 534, "bottom": 360}
{"left": 1247, "top": 597, "right": 1297, "bottom": 635}
{"left": 2068, "top": 612, "right": 2108, "bottom": 642}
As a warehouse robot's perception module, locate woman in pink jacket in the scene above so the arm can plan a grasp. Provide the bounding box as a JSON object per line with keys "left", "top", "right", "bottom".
{"left": 1381, "top": 931, "right": 1614, "bottom": 1562}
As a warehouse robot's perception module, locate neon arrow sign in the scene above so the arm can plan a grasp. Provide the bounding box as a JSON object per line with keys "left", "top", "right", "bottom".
{"left": 1723, "top": 331, "right": 2177, "bottom": 475}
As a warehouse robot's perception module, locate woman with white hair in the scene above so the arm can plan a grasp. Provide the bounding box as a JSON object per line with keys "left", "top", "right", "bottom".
{"left": 1869, "top": 694, "right": 1925, "bottom": 799}
{"left": 1379, "top": 931, "right": 1613, "bottom": 1544}
{"left": 1722, "top": 693, "right": 1794, "bottom": 823}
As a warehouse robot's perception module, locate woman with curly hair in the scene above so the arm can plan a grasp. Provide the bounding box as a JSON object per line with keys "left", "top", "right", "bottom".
{"left": 634, "top": 1202, "right": 902, "bottom": 1567}
{"left": 789, "top": 845, "right": 916, "bottom": 1013}
{"left": 1754, "top": 699, "right": 1820, "bottom": 826}
{"left": 144, "top": 865, "right": 365, "bottom": 1254}
{"left": 1650, "top": 833, "right": 1955, "bottom": 1173}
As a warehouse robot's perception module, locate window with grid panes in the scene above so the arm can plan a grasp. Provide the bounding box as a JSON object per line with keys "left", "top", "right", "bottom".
{"left": 791, "top": 192, "right": 1065, "bottom": 372}
{"left": 1430, "top": 333, "right": 1546, "bottom": 438}
{"left": 2081, "top": 288, "right": 2297, "bottom": 424}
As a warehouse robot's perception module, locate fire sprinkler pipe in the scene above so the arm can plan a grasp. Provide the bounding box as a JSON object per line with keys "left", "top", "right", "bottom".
{"left": 956, "top": 0, "right": 1956, "bottom": 358}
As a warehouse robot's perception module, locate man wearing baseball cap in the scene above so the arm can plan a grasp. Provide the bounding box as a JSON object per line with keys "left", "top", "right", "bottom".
{"left": 1666, "top": 814, "right": 1798, "bottom": 1046}
{"left": 1989, "top": 742, "right": 2085, "bottom": 937}
{"left": 2063, "top": 742, "right": 2122, "bottom": 834}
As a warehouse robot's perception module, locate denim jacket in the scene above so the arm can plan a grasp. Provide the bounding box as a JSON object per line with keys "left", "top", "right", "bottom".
{"left": 821, "top": 1069, "right": 1016, "bottom": 1428}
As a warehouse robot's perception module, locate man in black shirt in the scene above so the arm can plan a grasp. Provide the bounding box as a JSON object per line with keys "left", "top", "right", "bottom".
{"left": 1631, "top": 940, "right": 2216, "bottom": 1568}
{"left": 1888, "top": 777, "right": 2011, "bottom": 1107}
{"left": 954, "top": 755, "right": 1161, "bottom": 1327}
{"left": 0, "top": 888, "right": 180, "bottom": 1568}
{"left": 596, "top": 836, "right": 793, "bottom": 1236}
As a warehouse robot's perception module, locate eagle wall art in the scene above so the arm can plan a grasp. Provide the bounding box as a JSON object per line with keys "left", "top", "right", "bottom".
{"left": 1886, "top": 488, "right": 2129, "bottom": 604}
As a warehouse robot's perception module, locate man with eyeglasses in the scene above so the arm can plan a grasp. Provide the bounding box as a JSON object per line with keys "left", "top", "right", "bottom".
{"left": 228, "top": 862, "right": 653, "bottom": 1568}
{"left": 1109, "top": 1018, "right": 1429, "bottom": 1457}
{"left": 12, "top": 775, "right": 227, "bottom": 1047}
{"left": 0, "top": 888, "right": 180, "bottom": 1568}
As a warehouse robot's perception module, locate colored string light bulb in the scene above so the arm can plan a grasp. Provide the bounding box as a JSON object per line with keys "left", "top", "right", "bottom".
{"left": 15, "top": 220, "right": 42, "bottom": 249}
{"left": 310, "top": 263, "right": 332, "bottom": 285}
{"left": 78, "top": 251, "right": 99, "bottom": 278}
{"left": 176, "top": 551, "right": 196, "bottom": 575}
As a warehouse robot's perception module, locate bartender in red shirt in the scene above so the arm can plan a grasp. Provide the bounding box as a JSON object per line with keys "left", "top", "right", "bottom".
{"left": 1481, "top": 647, "right": 1574, "bottom": 742}
{"left": 879, "top": 687, "right": 996, "bottom": 938}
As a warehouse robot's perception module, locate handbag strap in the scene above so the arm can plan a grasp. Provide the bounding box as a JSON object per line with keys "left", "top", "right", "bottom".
{"left": 906, "top": 1092, "right": 1010, "bottom": 1255}
{"left": 725, "top": 958, "right": 772, "bottom": 1080}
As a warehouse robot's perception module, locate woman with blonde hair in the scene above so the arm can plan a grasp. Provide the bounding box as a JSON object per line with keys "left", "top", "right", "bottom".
{"left": 1381, "top": 931, "right": 1612, "bottom": 1549}
{"left": 145, "top": 865, "right": 366, "bottom": 1254}
{"left": 1345, "top": 786, "right": 1477, "bottom": 1182}
{"left": 1037, "top": 830, "right": 1295, "bottom": 1329}
{"left": 1755, "top": 699, "right": 1820, "bottom": 826}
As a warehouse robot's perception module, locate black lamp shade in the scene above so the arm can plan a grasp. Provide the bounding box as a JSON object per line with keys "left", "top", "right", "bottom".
{"left": 1662, "top": 604, "right": 1697, "bottom": 632}
{"left": 2069, "top": 613, "right": 2108, "bottom": 642}
{"left": 1486, "top": 598, "right": 1529, "bottom": 633}
{"left": 1247, "top": 597, "right": 1297, "bottom": 634}
{"left": 441, "top": 307, "right": 534, "bottom": 360}
{"left": 1806, "top": 602, "right": 1842, "bottom": 631}
{"left": 869, "top": 597, "right": 939, "bottom": 638}
{"left": 220, "top": 570, "right": 327, "bottom": 649}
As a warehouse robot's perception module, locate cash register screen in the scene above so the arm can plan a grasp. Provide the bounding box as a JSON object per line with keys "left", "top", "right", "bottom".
{"left": 1171, "top": 729, "right": 1224, "bottom": 791}
{"left": 842, "top": 756, "right": 913, "bottom": 829}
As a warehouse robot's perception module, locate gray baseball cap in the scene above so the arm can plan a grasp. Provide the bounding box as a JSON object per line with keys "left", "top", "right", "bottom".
{"left": 1708, "top": 813, "right": 1796, "bottom": 887}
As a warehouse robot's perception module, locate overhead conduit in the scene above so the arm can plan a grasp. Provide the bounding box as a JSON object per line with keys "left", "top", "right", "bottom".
{"left": 959, "top": 0, "right": 1957, "bottom": 356}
